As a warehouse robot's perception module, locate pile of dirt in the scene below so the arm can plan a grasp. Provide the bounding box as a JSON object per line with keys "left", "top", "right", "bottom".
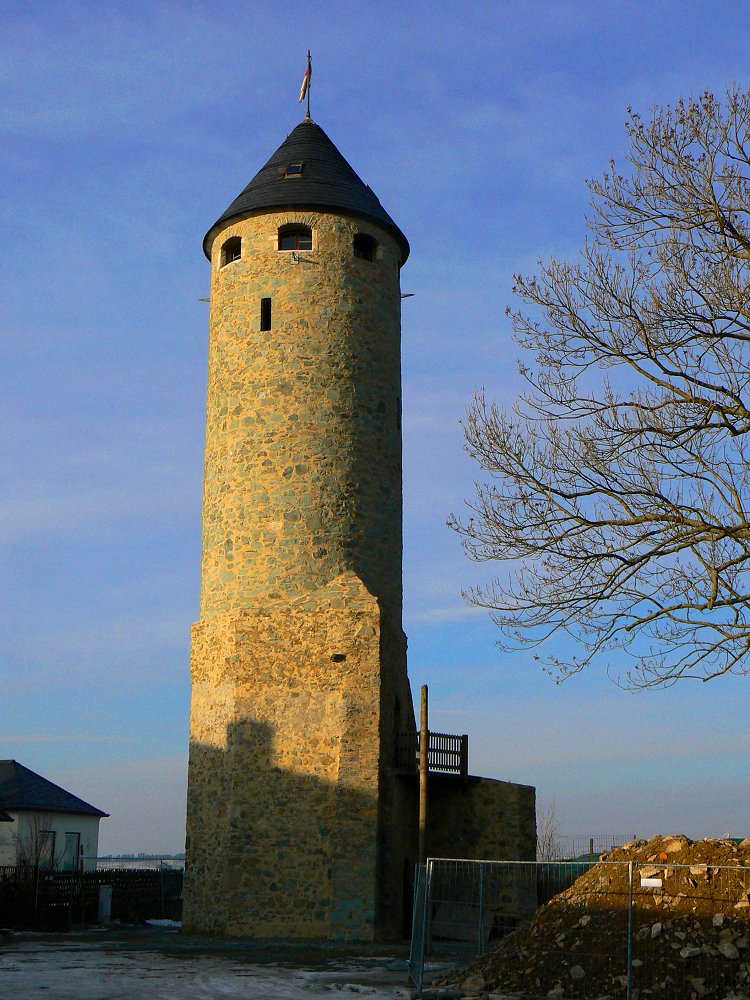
{"left": 430, "top": 835, "right": 750, "bottom": 1000}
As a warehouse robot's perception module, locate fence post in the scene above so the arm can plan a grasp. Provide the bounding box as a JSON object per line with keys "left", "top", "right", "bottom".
{"left": 34, "top": 865, "right": 40, "bottom": 925}
{"left": 460, "top": 734, "right": 469, "bottom": 780}
{"left": 424, "top": 859, "right": 433, "bottom": 966}
{"left": 626, "top": 860, "right": 633, "bottom": 1000}
{"left": 408, "top": 862, "right": 431, "bottom": 993}
{"left": 477, "top": 862, "right": 485, "bottom": 956}
{"left": 419, "top": 685, "right": 429, "bottom": 865}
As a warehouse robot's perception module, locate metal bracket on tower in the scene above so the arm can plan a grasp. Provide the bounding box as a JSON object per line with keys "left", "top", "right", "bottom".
{"left": 291, "top": 252, "right": 318, "bottom": 265}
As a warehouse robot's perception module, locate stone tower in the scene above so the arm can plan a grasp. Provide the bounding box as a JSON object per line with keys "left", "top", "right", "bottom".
{"left": 183, "top": 117, "right": 417, "bottom": 941}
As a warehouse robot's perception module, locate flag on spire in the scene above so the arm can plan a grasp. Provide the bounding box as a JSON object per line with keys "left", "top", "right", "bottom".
{"left": 298, "top": 51, "right": 312, "bottom": 104}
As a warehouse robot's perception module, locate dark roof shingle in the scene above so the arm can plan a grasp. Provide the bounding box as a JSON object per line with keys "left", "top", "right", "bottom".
{"left": 0, "top": 760, "right": 108, "bottom": 818}
{"left": 203, "top": 118, "right": 409, "bottom": 263}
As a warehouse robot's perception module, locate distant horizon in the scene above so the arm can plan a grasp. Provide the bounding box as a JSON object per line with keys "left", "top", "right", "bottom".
{"left": 95, "top": 852, "right": 185, "bottom": 859}
{"left": 93, "top": 830, "right": 750, "bottom": 861}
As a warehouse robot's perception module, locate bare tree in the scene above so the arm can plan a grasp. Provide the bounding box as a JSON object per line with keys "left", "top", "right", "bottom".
{"left": 536, "top": 799, "right": 563, "bottom": 861}
{"left": 15, "top": 813, "right": 57, "bottom": 869}
{"left": 450, "top": 87, "right": 750, "bottom": 688}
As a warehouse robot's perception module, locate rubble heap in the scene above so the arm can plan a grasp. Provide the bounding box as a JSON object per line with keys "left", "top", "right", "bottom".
{"left": 431, "top": 835, "right": 750, "bottom": 1000}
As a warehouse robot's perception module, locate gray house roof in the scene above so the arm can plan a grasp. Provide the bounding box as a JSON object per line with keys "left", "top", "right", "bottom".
{"left": 0, "top": 760, "right": 108, "bottom": 818}
{"left": 203, "top": 118, "right": 409, "bottom": 264}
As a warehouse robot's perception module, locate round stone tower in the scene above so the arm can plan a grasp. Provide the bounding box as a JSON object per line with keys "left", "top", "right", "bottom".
{"left": 198, "top": 118, "right": 409, "bottom": 624}
{"left": 183, "top": 118, "right": 417, "bottom": 942}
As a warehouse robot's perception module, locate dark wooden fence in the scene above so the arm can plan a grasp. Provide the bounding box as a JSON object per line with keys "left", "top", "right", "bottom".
{"left": 0, "top": 866, "right": 183, "bottom": 930}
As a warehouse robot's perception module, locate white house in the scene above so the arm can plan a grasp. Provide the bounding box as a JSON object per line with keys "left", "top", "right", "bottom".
{"left": 0, "top": 760, "right": 108, "bottom": 871}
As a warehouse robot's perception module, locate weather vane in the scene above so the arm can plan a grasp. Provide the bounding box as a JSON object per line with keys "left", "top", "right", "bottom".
{"left": 298, "top": 50, "right": 312, "bottom": 120}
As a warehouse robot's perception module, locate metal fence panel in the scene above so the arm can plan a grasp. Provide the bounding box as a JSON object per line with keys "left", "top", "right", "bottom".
{"left": 408, "top": 864, "right": 429, "bottom": 990}
{"left": 631, "top": 861, "right": 750, "bottom": 1000}
{"left": 411, "top": 858, "right": 750, "bottom": 998}
{"left": 412, "top": 859, "right": 631, "bottom": 998}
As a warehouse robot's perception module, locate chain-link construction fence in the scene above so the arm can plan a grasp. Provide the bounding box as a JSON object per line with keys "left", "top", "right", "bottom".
{"left": 553, "top": 835, "right": 638, "bottom": 861}
{"left": 409, "top": 857, "right": 750, "bottom": 998}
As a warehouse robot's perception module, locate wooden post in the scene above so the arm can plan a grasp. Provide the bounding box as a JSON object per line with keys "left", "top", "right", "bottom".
{"left": 419, "top": 684, "right": 429, "bottom": 865}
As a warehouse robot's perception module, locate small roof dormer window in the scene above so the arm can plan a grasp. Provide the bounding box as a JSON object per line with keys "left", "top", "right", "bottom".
{"left": 283, "top": 162, "right": 304, "bottom": 178}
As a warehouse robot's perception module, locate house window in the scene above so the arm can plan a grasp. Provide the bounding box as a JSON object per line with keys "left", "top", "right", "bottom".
{"left": 260, "top": 298, "right": 272, "bottom": 331}
{"left": 353, "top": 234, "right": 377, "bottom": 261}
{"left": 62, "top": 832, "right": 80, "bottom": 872}
{"left": 220, "top": 236, "right": 242, "bottom": 267}
{"left": 39, "top": 830, "right": 56, "bottom": 871}
{"left": 283, "top": 162, "right": 304, "bottom": 177}
{"left": 278, "top": 225, "right": 312, "bottom": 251}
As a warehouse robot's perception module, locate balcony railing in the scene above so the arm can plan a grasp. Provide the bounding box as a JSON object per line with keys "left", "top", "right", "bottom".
{"left": 395, "top": 730, "right": 468, "bottom": 778}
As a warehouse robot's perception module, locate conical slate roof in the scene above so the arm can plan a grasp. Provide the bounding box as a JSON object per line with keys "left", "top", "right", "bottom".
{"left": 0, "top": 760, "right": 108, "bottom": 817}
{"left": 203, "top": 118, "right": 409, "bottom": 263}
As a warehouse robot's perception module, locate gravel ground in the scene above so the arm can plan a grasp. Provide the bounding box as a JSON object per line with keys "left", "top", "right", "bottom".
{"left": 0, "top": 926, "right": 415, "bottom": 999}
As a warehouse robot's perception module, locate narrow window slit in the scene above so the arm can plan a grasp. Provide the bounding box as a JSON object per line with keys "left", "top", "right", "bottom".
{"left": 260, "top": 298, "right": 272, "bottom": 331}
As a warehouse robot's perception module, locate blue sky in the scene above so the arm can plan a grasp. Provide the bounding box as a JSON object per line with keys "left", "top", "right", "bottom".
{"left": 3, "top": 1, "right": 750, "bottom": 853}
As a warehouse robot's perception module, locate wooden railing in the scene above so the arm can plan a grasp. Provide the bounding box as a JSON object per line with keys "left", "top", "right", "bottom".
{"left": 395, "top": 730, "right": 468, "bottom": 778}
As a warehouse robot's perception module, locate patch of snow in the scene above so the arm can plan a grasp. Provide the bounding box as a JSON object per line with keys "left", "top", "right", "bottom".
{"left": 0, "top": 940, "right": 413, "bottom": 999}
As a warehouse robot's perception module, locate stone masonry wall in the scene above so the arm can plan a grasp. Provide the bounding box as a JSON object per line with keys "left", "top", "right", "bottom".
{"left": 428, "top": 775, "right": 536, "bottom": 862}
{"left": 183, "top": 572, "right": 413, "bottom": 941}
{"left": 200, "top": 210, "right": 403, "bottom": 623}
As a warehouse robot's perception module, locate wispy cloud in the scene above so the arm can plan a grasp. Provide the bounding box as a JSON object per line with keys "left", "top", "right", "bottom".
{"left": 0, "top": 9, "right": 227, "bottom": 138}
{"left": 0, "top": 484, "right": 197, "bottom": 542}
{"left": 1, "top": 733, "right": 131, "bottom": 746}
{"left": 12, "top": 613, "right": 188, "bottom": 671}
{"left": 407, "top": 602, "right": 482, "bottom": 625}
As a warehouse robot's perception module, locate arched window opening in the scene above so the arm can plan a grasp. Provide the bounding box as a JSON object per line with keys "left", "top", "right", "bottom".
{"left": 220, "top": 236, "right": 242, "bottom": 267}
{"left": 278, "top": 224, "right": 312, "bottom": 251}
{"left": 353, "top": 233, "right": 377, "bottom": 261}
